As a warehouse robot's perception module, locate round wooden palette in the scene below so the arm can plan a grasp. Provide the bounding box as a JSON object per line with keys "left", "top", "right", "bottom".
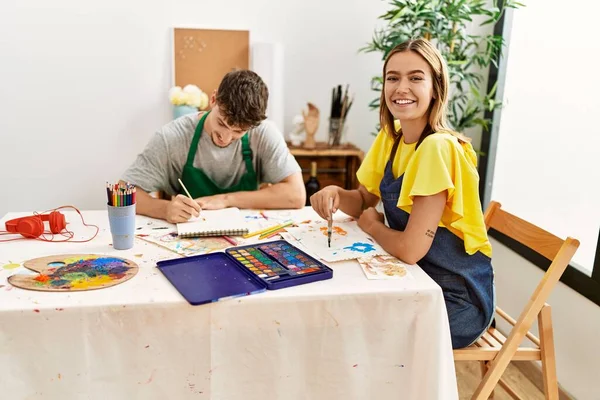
{"left": 8, "top": 254, "right": 139, "bottom": 292}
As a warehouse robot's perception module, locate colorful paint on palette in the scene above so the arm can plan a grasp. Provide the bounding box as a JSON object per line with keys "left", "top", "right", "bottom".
{"left": 8, "top": 254, "right": 139, "bottom": 292}
{"left": 32, "top": 256, "right": 132, "bottom": 289}
{"left": 226, "top": 241, "right": 325, "bottom": 282}
{"left": 156, "top": 240, "right": 333, "bottom": 304}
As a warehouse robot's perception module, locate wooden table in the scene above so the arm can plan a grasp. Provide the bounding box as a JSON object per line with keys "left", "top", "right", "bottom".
{"left": 287, "top": 142, "right": 365, "bottom": 190}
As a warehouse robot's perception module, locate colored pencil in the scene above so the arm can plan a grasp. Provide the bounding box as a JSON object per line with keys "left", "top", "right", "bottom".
{"left": 106, "top": 182, "right": 136, "bottom": 207}
{"left": 177, "top": 178, "right": 200, "bottom": 216}
{"left": 256, "top": 220, "right": 294, "bottom": 240}
{"left": 260, "top": 228, "right": 287, "bottom": 240}
{"left": 242, "top": 225, "right": 280, "bottom": 239}
{"left": 222, "top": 235, "right": 238, "bottom": 246}
{"left": 243, "top": 220, "right": 294, "bottom": 239}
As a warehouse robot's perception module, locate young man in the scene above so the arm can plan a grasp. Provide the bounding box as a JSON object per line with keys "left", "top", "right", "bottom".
{"left": 122, "top": 70, "right": 305, "bottom": 223}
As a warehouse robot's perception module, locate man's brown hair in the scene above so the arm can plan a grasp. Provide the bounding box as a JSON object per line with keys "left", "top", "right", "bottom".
{"left": 216, "top": 70, "right": 269, "bottom": 129}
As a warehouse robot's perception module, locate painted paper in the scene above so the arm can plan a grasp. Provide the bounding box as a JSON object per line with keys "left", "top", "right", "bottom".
{"left": 356, "top": 255, "right": 414, "bottom": 280}
{"left": 284, "top": 218, "right": 388, "bottom": 262}
{"left": 137, "top": 231, "right": 233, "bottom": 257}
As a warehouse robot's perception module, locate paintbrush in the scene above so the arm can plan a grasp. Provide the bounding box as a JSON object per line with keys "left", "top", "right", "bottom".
{"left": 327, "top": 197, "right": 333, "bottom": 247}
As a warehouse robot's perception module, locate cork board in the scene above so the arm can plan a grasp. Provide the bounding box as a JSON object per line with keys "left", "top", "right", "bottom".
{"left": 174, "top": 28, "right": 250, "bottom": 96}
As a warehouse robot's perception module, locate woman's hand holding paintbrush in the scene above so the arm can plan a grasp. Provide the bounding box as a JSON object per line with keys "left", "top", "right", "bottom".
{"left": 308, "top": 187, "right": 340, "bottom": 247}
{"left": 309, "top": 187, "right": 340, "bottom": 221}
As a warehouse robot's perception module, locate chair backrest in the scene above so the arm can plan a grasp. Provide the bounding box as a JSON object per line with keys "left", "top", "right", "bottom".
{"left": 484, "top": 201, "right": 572, "bottom": 261}
{"left": 484, "top": 201, "right": 579, "bottom": 347}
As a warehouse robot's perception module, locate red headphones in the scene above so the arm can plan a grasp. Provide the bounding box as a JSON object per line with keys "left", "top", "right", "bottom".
{"left": 5, "top": 211, "right": 67, "bottom": 238}
{"left": 1, "top": 206, "right": 99, "bottom": 243}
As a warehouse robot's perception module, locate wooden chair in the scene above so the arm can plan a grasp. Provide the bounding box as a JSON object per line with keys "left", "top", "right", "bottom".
{"left": 453, "top": 201, "right": 580, "bottom": 399}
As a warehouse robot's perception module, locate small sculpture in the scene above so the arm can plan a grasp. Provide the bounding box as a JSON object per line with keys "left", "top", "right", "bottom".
{"left": 302, "top": 102, "right": 320, "bottom": 149}
{"left": 288, "top": 115, "right": 305, "bottom": 147}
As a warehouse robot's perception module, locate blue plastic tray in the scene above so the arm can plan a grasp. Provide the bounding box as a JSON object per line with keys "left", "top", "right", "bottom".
{"left": 156, "top": 240, "right": 333, "bottom": 305}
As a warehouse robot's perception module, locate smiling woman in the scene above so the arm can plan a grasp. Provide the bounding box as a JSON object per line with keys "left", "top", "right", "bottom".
{"left": 309, "top": 38, "right": 494, "bottom": 349}
{"left": 378, "top": 40, "right": 469, "bottom": 147}
{"left": 383, "top": 60, "right": 431, "bottom": 129}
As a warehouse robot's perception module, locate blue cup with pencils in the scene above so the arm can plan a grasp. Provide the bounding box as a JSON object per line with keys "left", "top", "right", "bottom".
{"left": 106, "top": 182, "right": 137, "bottom": 250}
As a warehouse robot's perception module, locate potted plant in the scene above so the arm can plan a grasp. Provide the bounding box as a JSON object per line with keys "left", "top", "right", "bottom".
{"left": 360, "top": 0, "right": 524, "bottom": 138}
{"left": 169, "top": 84, "right": 209, "bottom": 119}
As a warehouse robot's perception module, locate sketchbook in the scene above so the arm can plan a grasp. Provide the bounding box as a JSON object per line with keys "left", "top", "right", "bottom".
{"left": 176, "top": 207, "right": 248, "bottom": 238}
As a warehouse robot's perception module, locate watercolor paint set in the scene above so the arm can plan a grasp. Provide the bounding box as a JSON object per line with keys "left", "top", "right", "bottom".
{"left": 156, "top": 240, "right": 333, "bottom": 305}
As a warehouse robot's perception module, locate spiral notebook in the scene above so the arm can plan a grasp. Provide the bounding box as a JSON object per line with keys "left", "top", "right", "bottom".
{"left": 176, "top": 207, "right": 249, "bottom": 238}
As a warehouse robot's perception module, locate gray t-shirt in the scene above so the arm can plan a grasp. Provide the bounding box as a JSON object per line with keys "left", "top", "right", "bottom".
{"left": 122, "top": 113, "right": 301, "bottom": 196}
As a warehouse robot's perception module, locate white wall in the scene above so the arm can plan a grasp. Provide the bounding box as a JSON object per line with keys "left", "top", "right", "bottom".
{"left": 0, "top": 0, "right": 388, "bottom": 216}
{"left": 490, "top": 2, "right": 600, "bottom": 399}
{"left": 492, "top": 238, "right": 600, "bottom": 400}
{"left": 490, "top": 1, "right": 600, "bottom": 273}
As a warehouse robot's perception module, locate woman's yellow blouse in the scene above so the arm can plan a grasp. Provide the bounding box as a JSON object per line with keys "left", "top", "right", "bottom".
{"left": 356, "top": 129, "right": 492, "bottom": 258}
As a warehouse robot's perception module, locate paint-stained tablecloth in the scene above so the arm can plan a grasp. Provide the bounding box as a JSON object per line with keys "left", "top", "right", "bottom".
{"left": 0, "top": 208, "right": 458, "bottom": 400}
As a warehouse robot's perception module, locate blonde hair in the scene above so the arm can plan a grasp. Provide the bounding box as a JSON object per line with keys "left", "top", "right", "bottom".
{"left": 379, "top": 38, "right": 470, "bottom": 146}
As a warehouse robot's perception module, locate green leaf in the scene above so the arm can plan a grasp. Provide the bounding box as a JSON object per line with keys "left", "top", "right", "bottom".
{"left": 480, "top": 17, "right": 497, "bottom": 26}
{"left": 360, "top": 0, "right": 521, "bottom": 138}
{"left": 368, "top": 98, "right": 380, "bottom": 109}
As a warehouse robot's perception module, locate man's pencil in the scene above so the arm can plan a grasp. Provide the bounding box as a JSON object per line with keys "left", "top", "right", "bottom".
{"left": 178, "top": 178, "right": 200, "bottom": 216}
{"left": 178, "top": 178, "right": 193, "bottom": 200}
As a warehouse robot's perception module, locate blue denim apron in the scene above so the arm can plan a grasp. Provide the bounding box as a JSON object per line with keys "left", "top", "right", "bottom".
{"left": 379, "top": 137, "right": 495, "bottom": 348}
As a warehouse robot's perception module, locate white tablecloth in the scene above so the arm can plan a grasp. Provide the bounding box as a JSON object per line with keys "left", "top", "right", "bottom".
{"left": 0, "top": 209, "right": 457, "bottom": 399}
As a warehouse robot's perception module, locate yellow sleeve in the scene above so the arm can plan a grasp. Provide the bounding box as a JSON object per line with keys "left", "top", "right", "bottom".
{"left": 397, "top": 133, "right": 491, "bottom": 257}
{"left": 356, "top": 129, "right": 393, "bottom": 197}
{"left": 398, "top": 133, "right": 461, "bottom": 210}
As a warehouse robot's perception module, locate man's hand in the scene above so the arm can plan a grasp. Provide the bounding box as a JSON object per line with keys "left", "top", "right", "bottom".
{"left": 357, "top": 207, "right": 385, "bottom": 235}
{"left": 196, "top": 194, "right": 229, "bottom": 210}
{"left": 166, "top": 194, "right": 201, "bottom": 223}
